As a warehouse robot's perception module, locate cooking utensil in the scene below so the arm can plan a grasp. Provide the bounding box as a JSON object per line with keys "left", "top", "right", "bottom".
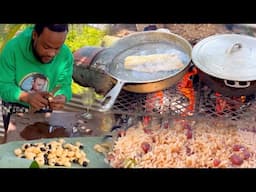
{"left": 192, "top": 34, "right": 256, "bottom": 96}
{"left": 97, "top": 31, "right": 192, "bottom": 112}
{"left": 28, "top": 85, "right": 62, "bottom": 113}
{"left": 50, "top": 85, "right": 62, "bottom": 96}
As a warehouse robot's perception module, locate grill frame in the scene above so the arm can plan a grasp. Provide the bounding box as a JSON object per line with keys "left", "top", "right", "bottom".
{"left": 88, "top": 77, "right": 256, "bottom": 123}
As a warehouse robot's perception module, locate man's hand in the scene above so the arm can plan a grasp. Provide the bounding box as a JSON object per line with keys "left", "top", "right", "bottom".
{"left": 20, "top": 91, "right": 50, "bottom": 111}
{"left": 48, "top": 94, "right": 66, "bottom": 110}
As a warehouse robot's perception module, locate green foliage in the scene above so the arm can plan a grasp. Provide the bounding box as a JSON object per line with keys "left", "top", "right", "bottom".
{"left": 0, "top": 24, "right": 106, "bottom": 53}
{"left": 0, "top": 24, "right": 26, "bottom": 52}
{"left": 65, "top": 25, "right": 106, "bottom": 94}
{"left": 66, "top": 25, "right": 106, "bottom": 52}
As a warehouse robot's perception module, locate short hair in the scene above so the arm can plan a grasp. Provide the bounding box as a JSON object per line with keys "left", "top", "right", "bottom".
{"left": 34, "top": 24, "right": 69, "bottom": 36}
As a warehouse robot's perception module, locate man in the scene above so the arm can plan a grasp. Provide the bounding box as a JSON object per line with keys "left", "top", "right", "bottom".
{"left": 0, "top": 24, "right": 74, "bottom": 112}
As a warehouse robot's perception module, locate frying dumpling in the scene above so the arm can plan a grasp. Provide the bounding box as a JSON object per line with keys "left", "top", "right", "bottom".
{"left": 124, "top": 53, "right": 184, "bottom": 73}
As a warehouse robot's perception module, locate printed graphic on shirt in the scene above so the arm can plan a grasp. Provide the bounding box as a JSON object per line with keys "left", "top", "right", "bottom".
{"left": 20, "top": 73, "right": 49, "bottom": 92}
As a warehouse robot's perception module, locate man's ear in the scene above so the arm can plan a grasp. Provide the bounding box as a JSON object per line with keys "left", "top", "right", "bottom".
{"left": 32, "top": 31, "right": 37, "bottom": 41}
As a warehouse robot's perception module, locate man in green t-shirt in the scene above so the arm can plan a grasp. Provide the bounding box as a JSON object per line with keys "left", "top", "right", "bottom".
{"left": 0, "top": 24, "right": 74, "bottom": 112}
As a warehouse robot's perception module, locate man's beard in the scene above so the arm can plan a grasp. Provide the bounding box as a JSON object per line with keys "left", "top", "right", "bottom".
{"left": 32, "top": 40, "right": 52, "bottom": 64}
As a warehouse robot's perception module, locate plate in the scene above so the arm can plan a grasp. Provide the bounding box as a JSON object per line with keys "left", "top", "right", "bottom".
{"left": 0, "top": 136, "right": 110, "bottom": 168}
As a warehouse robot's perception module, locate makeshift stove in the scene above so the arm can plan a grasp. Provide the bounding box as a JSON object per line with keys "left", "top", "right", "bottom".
{"left": 109, "top": 67, "right": 256, "bottom": 129}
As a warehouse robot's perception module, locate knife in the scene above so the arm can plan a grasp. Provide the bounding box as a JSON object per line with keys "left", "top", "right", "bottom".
{"left": 50, "top": 85, "right": 62, "bottom": 96}
{"left": 47, "top": 85, "right": 62, "bottom": 104}
{"left": 28, "top": 85, "right": 62, "bottom": 113}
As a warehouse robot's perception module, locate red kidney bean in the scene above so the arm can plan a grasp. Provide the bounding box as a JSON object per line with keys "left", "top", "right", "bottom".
{"left": 184, "top": 123, "right": 192, "bottom": 131}
{"left": 143, "top": 116, "right": 151, "bottom": 127}
{"left": 230, "top": 154, "right": 243, "bottom": 166}
{"left": 186, "top": 146, "right": 192, "bottom": 156}
{"left": 232, "top": 144, "right": 245, "bottom": 152}
{"left": 242, "top": 150, "right": 250, "bottom": 160}
{"left": 186, "top": 129, "right": 192, "bottom": 139}
{"left": 163, "top": 121, "right": 169, "bottom": 129}
{"left": 141, "top": 142, "right": 151, "bottom": 153}
{"left": 213, "top": 159, "right": 221, "bottom": 167}
{"left": 143, "top": 128, "right": 152, "bottom": 134}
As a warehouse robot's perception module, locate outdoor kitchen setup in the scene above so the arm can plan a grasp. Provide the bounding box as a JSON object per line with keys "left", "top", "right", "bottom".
{"left": 74, "top": 29, "right": 256, "bottom": 125}
{"left": 72, "top": 28, "right": 256, "bottom": 168}
{"left": 2, "top": 24, "right": 256, "bottom": 168}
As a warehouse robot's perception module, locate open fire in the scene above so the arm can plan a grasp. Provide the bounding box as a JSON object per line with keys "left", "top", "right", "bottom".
{"left": 110, "top": 66, "right": 256, "bottom": 128}
{"left": 198, "top": 82, "right": 256, "bottom": 121}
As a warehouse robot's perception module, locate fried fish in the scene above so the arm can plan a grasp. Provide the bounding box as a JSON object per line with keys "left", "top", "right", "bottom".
{"left": 124, "top": 53, "right": 184, "bottom": 73}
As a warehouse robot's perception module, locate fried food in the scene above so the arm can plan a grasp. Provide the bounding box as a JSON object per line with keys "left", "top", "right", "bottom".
{"left": 124, "top": 53, "right": 184, "bottom": 73}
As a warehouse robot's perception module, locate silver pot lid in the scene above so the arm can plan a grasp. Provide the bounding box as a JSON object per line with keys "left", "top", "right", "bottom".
{"left": 192, "top": 34, "right": 256, "bottom": 81}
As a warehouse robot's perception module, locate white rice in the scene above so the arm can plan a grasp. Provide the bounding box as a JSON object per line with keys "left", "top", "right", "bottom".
{"left": 107, "top": 119, "right": 256, "bottom": 168}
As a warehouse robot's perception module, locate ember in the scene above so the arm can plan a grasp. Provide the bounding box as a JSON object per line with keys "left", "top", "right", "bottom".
{"left": 215, "top": 93, "right": 247, "bottom": 114}
{"left": 199, "top": 82, "right": 255, "bottom": 121}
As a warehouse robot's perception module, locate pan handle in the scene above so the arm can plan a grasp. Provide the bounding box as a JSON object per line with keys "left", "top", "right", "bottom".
{"left": 224, "top": 80, "right": 250, "bottom": 88}
{"left": 99, "top": 80, "right": 125, "bottom": 112}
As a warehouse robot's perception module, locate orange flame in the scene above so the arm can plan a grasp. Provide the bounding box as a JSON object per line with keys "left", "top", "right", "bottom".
{"left": 215, "top": 92, "right": 228, "bottom": 113}
{"left": 177, "top": 67, "right": 198, "bottom": 115}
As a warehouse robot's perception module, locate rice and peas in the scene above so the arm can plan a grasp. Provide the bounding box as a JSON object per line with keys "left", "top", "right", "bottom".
{"left": 105, "top": 119, "right": 256, "bottom": 168}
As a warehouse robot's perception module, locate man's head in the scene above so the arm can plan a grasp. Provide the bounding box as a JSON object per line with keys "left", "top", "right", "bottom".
{"left": 32, "top": 24, "right": 69, "bottom": 64}
{"left": 31, "top": 74, "right": 47, "bottom": 91}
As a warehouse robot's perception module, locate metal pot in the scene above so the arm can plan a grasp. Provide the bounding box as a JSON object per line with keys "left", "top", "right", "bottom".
{"left": 192, "top": 34, "right": 256, "bottom": 96}
{"left": 72, "top": 46, "right": 115, "bottom": 95}
{"left": 73, "top": 46, "right": 105, "bottom": 67}
{"left": 95, "top": 31, "right": 192, "bottom": 112}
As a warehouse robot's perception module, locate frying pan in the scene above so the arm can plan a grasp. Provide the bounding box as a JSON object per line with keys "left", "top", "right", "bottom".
{"left": 98, "top": 31, "right": 192, "bottom": 112}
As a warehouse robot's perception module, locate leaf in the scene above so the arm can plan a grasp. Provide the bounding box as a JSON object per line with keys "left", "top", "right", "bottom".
{"left": 29, "top": 161, "right": 40, "bottom": 168}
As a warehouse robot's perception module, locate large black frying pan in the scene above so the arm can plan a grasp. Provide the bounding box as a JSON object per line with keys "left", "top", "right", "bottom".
{"left": 97, "top": 31, "right": 192, "bottom": 112}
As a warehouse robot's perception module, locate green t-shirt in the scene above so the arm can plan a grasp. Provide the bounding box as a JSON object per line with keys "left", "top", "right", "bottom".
{"left": 0, "top": 26, "right": 74, "bottom": 106}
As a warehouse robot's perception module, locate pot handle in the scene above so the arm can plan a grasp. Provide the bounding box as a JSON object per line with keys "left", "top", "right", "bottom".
{"left": 224, "top": 80, "right": 250, "bottom": 88}
{"left": 98, "top": 80, "right": 125, "bottom": 112}
{"left": 227, "top": 43, "right": 242, "bottom": 54}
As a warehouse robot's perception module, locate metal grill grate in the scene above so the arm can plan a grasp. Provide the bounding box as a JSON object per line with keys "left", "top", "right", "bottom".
{"left": 105, "top": 79, "right": 256, "bottom": 122}
{"left": 197, "top": 81, "right": 256, "bottom": 121}
{"left": 111, "top": 84, "right": 191, "bottom": 117}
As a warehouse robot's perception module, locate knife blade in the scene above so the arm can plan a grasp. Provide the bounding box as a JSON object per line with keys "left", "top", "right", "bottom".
{"left": 28, "top": 85, "right": 62, "bottom": 113}
{"left": 50, "top": 85, "right": 62, "bottom": 95}
{"left": 47, "top": 85, "right": 62, "bottom": 103}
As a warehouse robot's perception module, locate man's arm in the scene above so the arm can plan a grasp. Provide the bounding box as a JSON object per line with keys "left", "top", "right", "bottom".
{"left": 54, "top": 49, "right": 74, "bottom": 102}
{"left": 0, "top": 43, "right": 24, "bottom": 104}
